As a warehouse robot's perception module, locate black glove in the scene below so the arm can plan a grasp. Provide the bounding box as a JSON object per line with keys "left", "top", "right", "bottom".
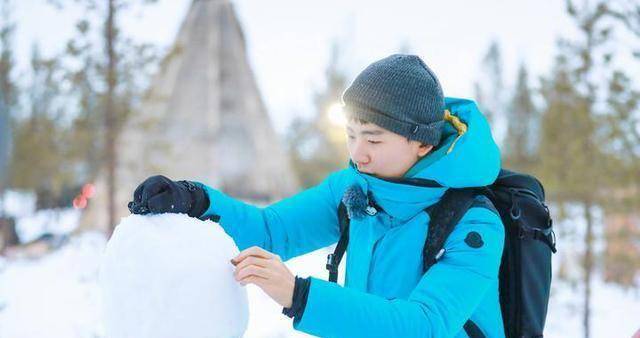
{"left": 128, "top": 175, "right": 210, "bottom": 218}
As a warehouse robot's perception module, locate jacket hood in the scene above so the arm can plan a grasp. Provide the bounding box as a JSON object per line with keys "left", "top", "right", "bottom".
{"left": 405, "top": 97, "right": 501, "bottom": 187}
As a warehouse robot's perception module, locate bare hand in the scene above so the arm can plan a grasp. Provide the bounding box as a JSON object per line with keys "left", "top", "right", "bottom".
{"left": 231, "top": 246, "right": 295, "bottom": 308}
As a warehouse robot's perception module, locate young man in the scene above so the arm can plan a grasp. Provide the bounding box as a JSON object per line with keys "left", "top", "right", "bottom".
{"left": 129, "top": 54, "right": 505, "bottom": 337}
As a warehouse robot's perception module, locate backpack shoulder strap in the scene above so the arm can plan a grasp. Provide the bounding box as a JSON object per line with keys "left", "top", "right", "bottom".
{"left": 424, "top": 188, "right": 489, "bottom": 338}
{"left": 423, "top": 188, "right": 480, "bottom": 271}
{"left": 327, "top": 201, "right": 350, "bottom": 283}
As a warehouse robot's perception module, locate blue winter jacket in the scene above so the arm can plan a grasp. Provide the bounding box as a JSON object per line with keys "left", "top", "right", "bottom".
{"left": 198, "top": 97, "right": 505, "bottom": 338}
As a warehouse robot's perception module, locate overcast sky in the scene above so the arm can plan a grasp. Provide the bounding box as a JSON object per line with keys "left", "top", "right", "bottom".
{"left": 11, "top": 0, "right": 624, "bottom": 134}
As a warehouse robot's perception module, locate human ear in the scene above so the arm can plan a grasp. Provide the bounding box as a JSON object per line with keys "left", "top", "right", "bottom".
{"left": 417, "top": 143, "right": 434, "bottom": 157}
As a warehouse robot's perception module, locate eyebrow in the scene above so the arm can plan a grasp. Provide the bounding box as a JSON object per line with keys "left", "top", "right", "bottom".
{"left": 346, "top": 127, "right": 385, "bottom": 136}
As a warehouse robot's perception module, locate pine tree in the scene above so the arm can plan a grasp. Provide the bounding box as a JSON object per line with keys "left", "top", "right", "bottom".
{"left": 0, "top": 0, "right": 18, "bottom": 250}
{"left": 538, "top": 1, "right": 616, "bottom": 337}
{"left": 50, "top": 0, "right": 159, "bottom": 235}
{"left": 538, "top": 52, "right": 603, "bottom": 338}
{"left": 9, "top": 46, "right": 75, "bottom": 208}
{"left": 601, "top": 70, "right": 640, "bottom": 286}
{"left": 605, "top": 1, "right": 640, "bottom": 59}
{"left": 503, "top": 63, "right": 539, "bottom": 172}
{"left": 101, "top": 0, "right": 159, "bottom": 235}
{"left": 288, "top": 42, "right": 349, "bottom": 188}
{"left": 0, "top": 0, "right": 17, "bottom": 217}
{"left": 603, "top": 71, "right": 640, "bottom": 210}
{"left": 64, "top": 19, "right": 103, "bottom": 185}
{"left": 475, "top": 40, "right": 505, "bottom": 131}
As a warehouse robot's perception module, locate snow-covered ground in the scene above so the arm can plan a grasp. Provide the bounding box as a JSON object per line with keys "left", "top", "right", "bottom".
{"left": 0, "top": 232, "right": 106, "bottom": 337}
{"left": 0, "top": 199, "right": 639, "bottom": 337}
{"left": 0, "top": 230, "right": 323, "bottom": 338}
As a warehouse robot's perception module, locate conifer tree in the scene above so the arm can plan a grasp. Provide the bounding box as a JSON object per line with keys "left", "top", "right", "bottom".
{"left": 538, "top": 1, "right": 616, "bottom": 336}
{"left": 475, "top": 40, "right": 505, "bottom": 132}
{"left": 288, "top": 42, "right": 349, "bottom": 188}
{"left": 503, "top": 63, "right": 539, "bottom": 172}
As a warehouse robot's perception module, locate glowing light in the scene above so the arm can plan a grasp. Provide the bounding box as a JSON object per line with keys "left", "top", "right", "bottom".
{"left": 327, "top": 103, "right": 346, "bottom": 127}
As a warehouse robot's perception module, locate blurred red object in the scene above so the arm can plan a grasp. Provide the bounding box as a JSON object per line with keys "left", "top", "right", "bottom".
{"left": 73, "top": 196, "right": 88, "bottom": 209}
{"left": 82, "top": 183, "right": 96, "bottom": 199}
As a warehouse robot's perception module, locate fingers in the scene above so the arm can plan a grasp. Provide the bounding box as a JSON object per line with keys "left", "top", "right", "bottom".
{"left": 238, "top": 275, "right": 268, "bottom": 287}
{"left": 231, "top": 247, "right": 279, "bottom": 285}
{"left": 133, "top": 183, "right": 144, "bottom": 204}
{"left": 233, "top": 256, "right": 269, "bottom": 274}
{"left": 141, "top": 175, "right": 171, "bottom": 203}
{"left": 147, "top": 190, "right": 174, "bottom": 213}
{"left": 232, "top": 246, "right": 279, "bottom": 265}
{"left": 235, "top": 264, "right": 270, "bottom": 282}
{"left": 230, "top": 247, "right": 295, "bottom": 307}
{"left": 130, "top": 176, "right": 154, "bottom": 214}
{"left": 128, "top": 200, "right": 149, "bottom": 214}
{"left": 130, "top": 175, "right": 179, "bottom": 214}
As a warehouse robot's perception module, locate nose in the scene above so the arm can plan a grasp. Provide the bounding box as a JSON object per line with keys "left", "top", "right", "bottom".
{"left": 351, "top": 139, "right": 370, "bottom": 166}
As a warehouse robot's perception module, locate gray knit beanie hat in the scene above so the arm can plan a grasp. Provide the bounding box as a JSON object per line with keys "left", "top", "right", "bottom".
{"left": 342, "top": 54, "right": 445, "bottom": 146}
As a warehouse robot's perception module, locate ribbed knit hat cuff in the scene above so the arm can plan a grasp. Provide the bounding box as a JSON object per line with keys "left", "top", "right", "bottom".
{"left": 345, "top": 103, "right": 444, "bottom": 146}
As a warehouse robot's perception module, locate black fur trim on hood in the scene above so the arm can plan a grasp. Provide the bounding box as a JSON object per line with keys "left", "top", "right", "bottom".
{"left": 341, "top": 184, "right": 369, "bottom": 220}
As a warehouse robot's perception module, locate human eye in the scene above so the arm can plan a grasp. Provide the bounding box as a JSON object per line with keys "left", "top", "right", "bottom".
{"left": 368, "top": 140, "right": 381, "bottom": 144}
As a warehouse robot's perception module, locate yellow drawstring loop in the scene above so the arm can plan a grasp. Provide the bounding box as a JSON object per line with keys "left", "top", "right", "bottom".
{"left": 443, "top": 109, "right": 467, "bottom": 154}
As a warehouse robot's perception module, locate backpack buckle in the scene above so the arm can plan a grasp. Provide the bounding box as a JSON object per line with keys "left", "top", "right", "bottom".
{"left": 435, "top": 248, "right": 445, "bottom": 261}
{"left": 508, "top": 189, "right": 522, "bottom": 220}
{"left": 510, "top": 206, "right": 522, "bottom": 220}
{"left": 518, "top": 226, "right": 558, "bottom": 253}
{"left": 365, "top": 205, "right": 378, "bottom": 216}
{"left": 326, "top": 253, "right": 337, "bottom": 272}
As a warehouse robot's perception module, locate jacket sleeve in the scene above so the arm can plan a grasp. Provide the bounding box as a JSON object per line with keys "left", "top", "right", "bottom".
{"left": 195, "top": 170, "right": 350, "bottom": 261}
{"left": 292, "top": 206, "right": 505, "bottom": 338}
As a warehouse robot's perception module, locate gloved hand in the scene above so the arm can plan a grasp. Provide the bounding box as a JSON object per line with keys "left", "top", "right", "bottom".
{"left": 128, "top": 175, "right": 210, "bottom": 218}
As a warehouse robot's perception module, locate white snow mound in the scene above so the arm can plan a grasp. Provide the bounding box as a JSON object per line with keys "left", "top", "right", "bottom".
{"left": 100, "top": 213, "right": 249, "bottom": 338}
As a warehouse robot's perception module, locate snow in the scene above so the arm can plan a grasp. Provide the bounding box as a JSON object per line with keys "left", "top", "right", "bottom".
{"left": 1, "top": 189, "right": 82, "bottom": 244}
{"left": 15, "top": 208, "right": 81, "bottom": 243}
{"left": 100, "top": 214, "right": 249, "bottom": 338}
{"left": 1, "top": 190, "right": 36, "bottom": 218}
{"left": 545, "top": 203, "right": 640, "bottom": 337}
{"left": 546, "top": 277, "right": 640, "bottom": 337}
{"left": 0, "top": 231, "right": 106, "bottom": 337}
{"left": 0, "top": 205, "right": 638, "bottom": 337}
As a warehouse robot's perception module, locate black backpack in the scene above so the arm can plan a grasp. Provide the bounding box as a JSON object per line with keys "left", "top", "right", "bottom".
{"left": 325, "top": 169, "right": 557, "bottom": 338}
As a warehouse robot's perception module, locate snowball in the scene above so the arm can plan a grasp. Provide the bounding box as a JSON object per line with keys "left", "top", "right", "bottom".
{"left": 100, "top": 214, "right": 248, "bottom": 338}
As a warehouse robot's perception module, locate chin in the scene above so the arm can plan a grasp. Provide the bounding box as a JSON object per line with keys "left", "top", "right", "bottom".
{"left": 357, "top": 168, "right": 375, "bottom": 175}
{"left": 371, "top": 170, "right": 404, "bottom": 179}
{"left": 364, "top": 171, "right": 389, "bottom": 179}
{"left": 358, "top": 167, "right": 399, "bottom": 179}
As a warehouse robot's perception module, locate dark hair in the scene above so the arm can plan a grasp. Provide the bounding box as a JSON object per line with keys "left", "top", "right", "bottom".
{"left": 347, "top": 116, "right": 370, "bottom": 125}
{"left": 346, "top": 116, "right": 431, "bottom": 147}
